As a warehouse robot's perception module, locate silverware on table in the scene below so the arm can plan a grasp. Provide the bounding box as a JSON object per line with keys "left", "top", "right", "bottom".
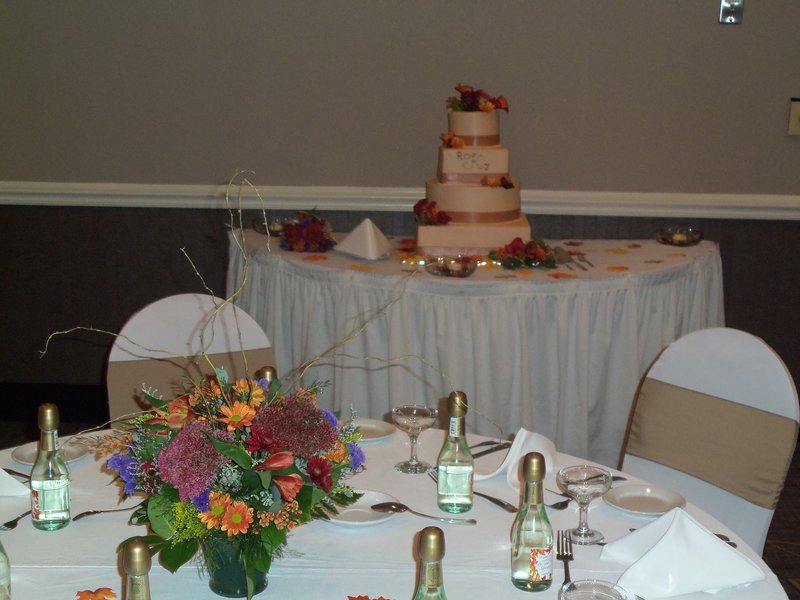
{"left": 472, "top": 441, "right": 512, "bottom": 459}
{"left": 546, "top": 497, "right": 572, "bottom": 510}
{"left": 554, "top": 247, "right": 587, "bottom": 271}
{"left": 3, "top": 467, "right": 31, "bottom": 480}
{"left": 72, "top": 502, "right": 144, "bottom": 522}
{"left": 371, "top": 501, "right": 476, "bottom": 525}
{"left": 556, "top": 529, "right": 574, "bottom": 586}
{"left": 469, "top": 439, "right": 506, "bottom": 450}
{"left": 428, "top": 470, "right": 517, "bottom": 513}
{"left": 1, "top": 509, "right": 32, "bottom": 530}
{"left": 577, "top": 254, "right": 594, "bottom": 268}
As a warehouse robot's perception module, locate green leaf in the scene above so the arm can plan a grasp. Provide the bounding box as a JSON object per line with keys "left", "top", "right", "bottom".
{"left": 260, "top": 525, "right": 286, "bottom": 552}
{"left": 159, "top": 539, "right": 199, "bottom": 572}
{"left": 147, "top": 489, "right": 178, "bottom": 539}
{"left": 142, "top": 390, "right": 169, "bottom": 411}
{"left": 207, "top": 435, "right": 253, "bottom": 470}
{"left": 240, "top": 468, "right": 262, "bottom": 492}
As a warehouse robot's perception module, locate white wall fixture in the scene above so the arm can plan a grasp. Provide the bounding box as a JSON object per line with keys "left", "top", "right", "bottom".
{"left": 719, "top": 0, "right": 743, "bottom": 24}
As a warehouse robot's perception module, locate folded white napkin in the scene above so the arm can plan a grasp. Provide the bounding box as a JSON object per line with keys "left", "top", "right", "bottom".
{"left": 0, "top": 468, "right": 29, "bottom": 496}
{"left": 473, "top": 428, "right": 557, "bottom": 489}
{"left": 601, "top": 507, "right": 764, "bottom": 598}
{"left": 336, "top": 218, "right": 391, "bottom": 260}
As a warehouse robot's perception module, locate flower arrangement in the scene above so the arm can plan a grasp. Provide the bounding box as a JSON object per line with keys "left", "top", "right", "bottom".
{"left": 280, "top": 210, "right": 336, "bottom": 253}
{"left": 488, "top": 237, "right": 557, "bottom": 270}
{"left": 102, "top": 367, "right": 364, "bottom": 599}
{"left": 446, "top": 83, "right": 509, "bottom": 113}
{"left": 413, "top": 199, "right": 451, "bottom": 226}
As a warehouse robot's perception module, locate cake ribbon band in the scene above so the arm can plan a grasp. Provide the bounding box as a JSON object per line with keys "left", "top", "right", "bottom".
{"left": 624, "top": 377, "right": 798, "bottom": 509}
{"left": 438, "top": 172, "right": 506, "bottom": 184}
{"left": 444, "top": 209, "right": 520, "bottom": 224}
{"left": 452, "top": 134, "right": 500, "bottom": 146}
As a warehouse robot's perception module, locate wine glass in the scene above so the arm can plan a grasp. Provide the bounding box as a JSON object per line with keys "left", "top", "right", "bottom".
{"left": 557, "top": 465, "right": 612, "bottom": 545}
{"left": 391, "top": 405, "right": 438, "bottom": 474}
{"left": 559, "top": 579, "right": 626, "bottom": 600}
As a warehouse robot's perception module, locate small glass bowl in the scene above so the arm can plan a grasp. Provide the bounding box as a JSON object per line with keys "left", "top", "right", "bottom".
{"left": 559, "top": 579, "right": 628, "bottom": 600}
{"left": 424, "top": 255, "right": 478, "bottom": 278}
{"left": 655, "top": 227, "right": 704, "bottom": 247}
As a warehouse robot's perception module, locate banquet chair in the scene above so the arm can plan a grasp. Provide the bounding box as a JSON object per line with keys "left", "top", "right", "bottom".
{"left": 106, "top": 293, "right": 274, "bottom": 420}
{"left": 618, "top": 327, "right": 799, "bottom": 555}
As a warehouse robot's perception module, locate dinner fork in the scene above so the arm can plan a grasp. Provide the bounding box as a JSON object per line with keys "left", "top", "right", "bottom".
{"left": 556, "top": 530, "right": 573, "bottom": 586}
{"left": 428, "top": 470, "right": 517, "bottom": 513}
{"left": 0, "top": 509, "right": 32, "bottom": 530}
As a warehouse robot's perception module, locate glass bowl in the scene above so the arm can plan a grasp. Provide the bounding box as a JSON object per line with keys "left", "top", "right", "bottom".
{"left": 655, "top": 227, "right": 704, "bottom": 247}
{"left": 424, "top": 255, "right": 478, "bottom": 278}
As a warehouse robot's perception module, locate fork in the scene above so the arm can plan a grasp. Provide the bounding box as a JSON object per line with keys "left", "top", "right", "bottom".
{"left": 1, "top": 509, "right": 32, "bottom": 530}
{"left": 72, "top": 501, "right": 144, "bottom": 521}
{"left": 428, "top": 470, "right": 517, "bottom": 513}
{"left": 556, "top": 530, "right": 573, "bottom": 586}
{"left": 577, "top": 254, "right": 594, "bottom": 268}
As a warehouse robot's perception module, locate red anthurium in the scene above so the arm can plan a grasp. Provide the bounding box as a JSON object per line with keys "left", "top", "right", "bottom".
{"left": 273, "top": 473, "right": 304, "bottom": 500}
{"left": 255, "top": 450, "right": 294, "bottom": 471}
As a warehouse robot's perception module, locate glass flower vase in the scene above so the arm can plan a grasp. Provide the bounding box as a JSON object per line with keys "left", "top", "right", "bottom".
{"left": 203, "top": 537, "right": 268, "bottom": 598}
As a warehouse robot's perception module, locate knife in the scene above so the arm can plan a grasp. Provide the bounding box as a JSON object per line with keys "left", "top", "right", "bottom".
{"left": 472, "top": 441, "right": 512, "bottom": 459}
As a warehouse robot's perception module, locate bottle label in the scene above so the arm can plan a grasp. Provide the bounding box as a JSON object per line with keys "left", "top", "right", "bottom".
{"left": 448, "top": 417, "right": 464, "bottom": 437}
{"left": 425, "top": 562, "right": 442, "bottom": 587}
{"left": 528, "top": 547, "right": 553, "bottom": 582}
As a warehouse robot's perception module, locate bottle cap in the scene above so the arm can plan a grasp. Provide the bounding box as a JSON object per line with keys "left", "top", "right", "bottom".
{"left": 254, "top": 366, "right": 277, "bottom": 383}
{"left": 38, "top": 403, "right": 60, "bottom": 431}
{"left": 123, "top": 539, "right": 152, "bottom": 575}
{"left": 448, "top": 391, "right": 468, "bottom": 417}
{"left": 522, "top": 451, "right": 546, "bottom": 482}
{"left": 418, "top": 526, "right": 445, "bottom": 561}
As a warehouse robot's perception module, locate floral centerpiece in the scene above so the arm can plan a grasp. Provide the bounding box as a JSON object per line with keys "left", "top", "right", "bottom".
{"left": 488, "top": 237, "right": 557, "bottom": 270}
{"left": 446, "top": 83, "right": 509, "bottom": 113}
{"left": 413, "top": 199, "right": 451, "bottom": 226}
{"left": 280, "top": 210, "right": 336, "bottom": 253}
{"left": 102, "top": 367, "right": 364, "bottom": 599}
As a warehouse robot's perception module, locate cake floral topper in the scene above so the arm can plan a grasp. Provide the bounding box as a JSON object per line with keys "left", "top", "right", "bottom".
{"left": 413, "top": 198, "right": 451, "bottom": 226}
{"left": 446, "top": 83, "right": 509, "bottom": 113}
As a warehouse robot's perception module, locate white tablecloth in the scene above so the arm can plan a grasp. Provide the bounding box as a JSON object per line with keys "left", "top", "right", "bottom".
{"left": 227, "top": 229, "right": 724, "bottom": 466}
{"left": 0, "top": 431, "right": 783, "bottom": 599}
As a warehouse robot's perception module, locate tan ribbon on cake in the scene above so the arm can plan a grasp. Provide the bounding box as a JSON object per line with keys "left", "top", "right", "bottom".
{"left": 455, "top": 135, "right": 500, "bottom": 146}
{"left": 446, "top": 209, "right": 520, "bottom": 223}
{"left": 439, "top": 172, "right": 505, "bottom": 184}
{"left": 624, "top": 378, "right": 798, "bottom": 509}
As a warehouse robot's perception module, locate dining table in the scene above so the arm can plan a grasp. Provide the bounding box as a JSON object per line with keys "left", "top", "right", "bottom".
{"left": 0, "top": 427, "right": 785, "bottom": 599}
{"left": 227, "top": 228, "right": 724, "bottom": 467}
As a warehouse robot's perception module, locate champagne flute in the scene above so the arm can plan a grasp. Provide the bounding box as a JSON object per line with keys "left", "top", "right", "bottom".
{"left": 557, "top": 465, "right": 612, "bottom": 545}
{"left": 392, "top": 405, "right": 438, "bottom": 474}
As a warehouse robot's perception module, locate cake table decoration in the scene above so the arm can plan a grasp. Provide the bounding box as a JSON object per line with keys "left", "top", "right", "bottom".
{"left": 416, "top": 84, "right": 531, "bottom": 255}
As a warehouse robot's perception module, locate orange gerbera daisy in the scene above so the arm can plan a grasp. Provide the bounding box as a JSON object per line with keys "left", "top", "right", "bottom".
{"left": 76, "top": 589, "right": 117, "bottom": 600}
{"left": 217, "top": 401, "right": 256, "bottom": 432}
{"left": 221, "top": 500, "right": 253, "bottom": 536}
{"left": 199, "top": 491, "right": 232, "bottom": 529}
{"left": 233, "top": 378, "right": 266, "bottom": 406}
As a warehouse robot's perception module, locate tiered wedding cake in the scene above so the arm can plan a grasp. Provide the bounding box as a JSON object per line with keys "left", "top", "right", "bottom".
{"left": 416, "top": 84, "right": 531, "bottom": 254}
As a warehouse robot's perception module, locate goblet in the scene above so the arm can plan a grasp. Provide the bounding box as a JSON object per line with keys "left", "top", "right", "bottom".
{"left": 391, "top": 405, "right": 438, "bottom": 474}
{"left": 557, "top": 465, "right": 612, "bottom": 545}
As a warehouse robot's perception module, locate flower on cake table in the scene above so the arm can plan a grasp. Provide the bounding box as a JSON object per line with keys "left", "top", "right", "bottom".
{"left": 280, "top": 210, "right": 336, "bottom": 253}
{"left": 440, "top": 130, "right": 465, "bottom": 148}
{"left": 447, "top": 83, "right": 509, "bottom": 112}
{"left": 414, "top": 199, "right": 451, "bottom": 226}
{"left": 488, "top": 237, "right": 557, "bottom": 270}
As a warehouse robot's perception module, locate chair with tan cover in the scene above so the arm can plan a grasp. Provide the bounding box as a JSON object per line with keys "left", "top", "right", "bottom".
{"left": 618, "top": 327, "right": 798, "bottom": 555}
{"left": 106, "top": 293, "right": 275, "bottom": 420}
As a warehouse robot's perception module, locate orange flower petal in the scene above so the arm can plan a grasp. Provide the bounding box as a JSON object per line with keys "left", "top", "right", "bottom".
{"left": 273, "top": 473, "right": 304, "bottom": 500}
{"left": 548, "top": 272, "right": 578, "bottom": 279}
{"left": 302, "top": 255, "right": 329, "bottom": 262}
{"left": 257, "top": 450, "right": 294, "bottom": 471}
{"left": 607, "top": 266, "right": 629, "bottom": 272}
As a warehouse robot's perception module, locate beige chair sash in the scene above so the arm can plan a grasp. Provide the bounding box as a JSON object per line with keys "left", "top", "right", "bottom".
{"left": 625, "top": 378, "right": 798, "bottom": 509}
{"left": 106, "top": 347, "right": 275, "bottom": 420}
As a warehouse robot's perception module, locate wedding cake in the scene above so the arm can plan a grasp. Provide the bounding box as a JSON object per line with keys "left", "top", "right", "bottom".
{"left": 416, "top": 84, "right": 531, "bottom": 254}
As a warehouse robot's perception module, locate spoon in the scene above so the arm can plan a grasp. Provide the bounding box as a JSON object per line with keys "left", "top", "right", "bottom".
{"left": 371, "top": 502, "right": 477, "bottom": 525}
{"left": 72, "top": 501, "right": 144, "bottom": 521}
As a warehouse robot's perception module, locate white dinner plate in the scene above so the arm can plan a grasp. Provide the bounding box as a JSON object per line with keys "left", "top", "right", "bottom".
{"left": 603, "top": 484, "right": 686, "bottom": 517}
{"left": 352, "top": 418, "right": 395, "bottom": 444}
{"left": 326, "top": 489, "right": 399, "bottom": 527}
{"left": 11, "top": 438, "right": 89, "bottom": 466}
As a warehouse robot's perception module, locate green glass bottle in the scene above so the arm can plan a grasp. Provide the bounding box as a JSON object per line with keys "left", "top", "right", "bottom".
{"left": 436, "top": 391, "right": 473, "bottom": 514}
{"left": 413, "top": 526, "right": 447, "bottom": 600}
{"left": 123, "top": 539, "right": 152, "bottom": 600}
{"left": 510, "top": 452, "right": 553, "bottom": 591}
{"left": 30, "top": 403, "right": 70, "bottom": 530}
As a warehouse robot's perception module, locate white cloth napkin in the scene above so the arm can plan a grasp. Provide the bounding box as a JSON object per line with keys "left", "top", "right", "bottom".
{"left": 473, "top": 428, "right": 557, "bottom": 489}
{"left": 336, "top": 218, "right": 391, "bottom": 260}
{"left": 0, "top": 468, "right": 29, "bottom": 496}
{"left": 601, "top": 507, "right": 764, "bottom": 598}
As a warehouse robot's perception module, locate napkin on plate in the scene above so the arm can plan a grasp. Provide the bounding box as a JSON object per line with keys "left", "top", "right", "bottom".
{"left": 0, "top": 467, "right": 29, "bottom": 496}
{"left": 601, "top": 507, "right": 764, "bottom": 598}
{"left": 473, "top": 428, "right": 557, "bottom": 489}
{"left": 336, "top": 218, "right": 391, "bottom": 260}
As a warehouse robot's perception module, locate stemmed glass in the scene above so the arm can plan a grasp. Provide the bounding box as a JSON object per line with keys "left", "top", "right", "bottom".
{"left": 391, "top": 404, "right": 438, "bottom": 474}
{"left": 557, "top": 465, "right": 612, "bottom": 545}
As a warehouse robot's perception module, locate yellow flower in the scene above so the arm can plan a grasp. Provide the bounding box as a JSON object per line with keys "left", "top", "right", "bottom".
{"left": 217, "top": 401, "right": 256, "bottom": 432}
{"left": 233, "top": 378, "right": 265, "bottom": 406}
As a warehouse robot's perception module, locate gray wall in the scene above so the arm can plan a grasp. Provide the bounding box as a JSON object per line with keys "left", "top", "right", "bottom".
{"left": 1, "top": 1, "right": 798, "bottom": 193}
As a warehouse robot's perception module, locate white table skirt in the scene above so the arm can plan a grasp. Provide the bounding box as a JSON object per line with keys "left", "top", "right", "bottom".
{"left": 0, "top": 431, "right": 783, "bottom": 599}
{"left": 227, "top": 229, "right": 724, "bottom": 466}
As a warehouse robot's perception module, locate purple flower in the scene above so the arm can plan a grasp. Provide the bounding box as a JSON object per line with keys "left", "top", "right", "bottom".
{"left": 321, "top": 409, "right": 338, "bottom": 428}
{"left": 347, "top": 442, "right": 365, "bottom": 471}
{"left": 107, "top": 453, "right": 140, "bottom": 495}
{"left": 192, "top": 488, "right": 211, "bottom": 512}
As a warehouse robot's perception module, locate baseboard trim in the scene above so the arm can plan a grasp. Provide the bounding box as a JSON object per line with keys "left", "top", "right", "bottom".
{"left": 1, "top": 180, "right": 799, "bottom": 220}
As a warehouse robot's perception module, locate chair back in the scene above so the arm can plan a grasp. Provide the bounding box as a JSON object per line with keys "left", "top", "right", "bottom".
{"left": 619, "top": 327, "right": 798, "bottom": 554}
{"left": 106, "top": 293, "right": 274, "bottom": 420}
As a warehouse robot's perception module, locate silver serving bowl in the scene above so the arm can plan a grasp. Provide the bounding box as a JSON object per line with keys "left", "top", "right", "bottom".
{"left": 655, "top": 228, "right": 704, "bottom": 247}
